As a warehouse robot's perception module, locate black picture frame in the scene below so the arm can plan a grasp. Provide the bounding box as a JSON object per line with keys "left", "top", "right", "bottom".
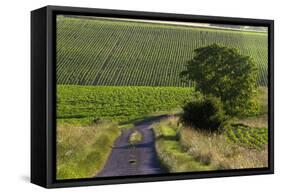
{"left": 31, "top": 5, "right": 274, "bottom": 188}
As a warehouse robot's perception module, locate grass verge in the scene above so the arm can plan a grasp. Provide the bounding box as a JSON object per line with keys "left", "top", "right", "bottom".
{"left": 56, "top": 121, "right": 120, "bottom": 179}
{"left": 129, "top": 130, "right": 143, "bottom": 145}
{"left": 152, "top": 117, "right": 213, "bottom": 172}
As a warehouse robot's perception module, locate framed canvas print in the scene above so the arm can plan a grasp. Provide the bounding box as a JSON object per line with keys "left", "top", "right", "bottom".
{"left": 31, "top": 5, "right": 274, "bottom": 188}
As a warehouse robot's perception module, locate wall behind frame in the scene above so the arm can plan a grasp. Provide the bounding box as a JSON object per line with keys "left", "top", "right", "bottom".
{"left": 0, "top": 0, "right": 279, "bottom": 194}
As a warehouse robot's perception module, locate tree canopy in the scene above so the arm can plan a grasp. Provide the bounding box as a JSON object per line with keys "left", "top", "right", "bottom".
{"left": 180, "top": 44, "right": 259, "bottom": 116}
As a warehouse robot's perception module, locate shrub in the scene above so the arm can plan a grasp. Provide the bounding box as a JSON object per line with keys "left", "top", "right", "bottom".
{"left": 180, "top": 96, "right": 227, "bottom": 133}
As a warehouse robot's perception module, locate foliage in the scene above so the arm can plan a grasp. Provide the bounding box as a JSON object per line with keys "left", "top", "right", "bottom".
{"left": 225, "top": 124, "right": 268, "bottom": 149}
{"left": 57, "top": 85, "right": 196, "bottom": 123}
{"left": 180, "top": 96, "right": 228, "bottom": 133}
{"left": 57, "top": 16, "right": 268, "bottom": 87}
{"left": 180, "top": 44, "right": 259, "bottom": 116}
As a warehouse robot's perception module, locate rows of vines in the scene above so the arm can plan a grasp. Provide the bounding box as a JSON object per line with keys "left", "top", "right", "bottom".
{"left": 56, "top": 16, "right": 268, "bottom": 87}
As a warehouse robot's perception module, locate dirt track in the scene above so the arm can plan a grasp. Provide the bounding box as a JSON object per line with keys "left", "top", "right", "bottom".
{"left": 96, "top": 116, "right": 166, "bottom": 177}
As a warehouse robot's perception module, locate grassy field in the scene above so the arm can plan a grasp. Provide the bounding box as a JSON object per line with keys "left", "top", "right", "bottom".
{"left": 57, "top": 85, "right": 197, "bottom": 124}
{"left": 152, "top": 88, "right": 268, "bottom": 172}
{"left": 153, "top": 117, "right": 268, "bottom": 172}
{"left": 56, "top": 121, "right": 120, "bottom": 179}
{"left": 57, "top": 16, "right": 268, "bottom": 87}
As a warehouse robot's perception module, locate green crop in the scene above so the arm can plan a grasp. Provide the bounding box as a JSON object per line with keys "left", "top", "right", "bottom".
{"left": 57, "top": 16, "right": 268, "bottom": 87}
{"left": 57, "top": 85, "right": 196, "bottom": 123}
{"left": 225, "top": 125, "right": 268, "bottom": 149}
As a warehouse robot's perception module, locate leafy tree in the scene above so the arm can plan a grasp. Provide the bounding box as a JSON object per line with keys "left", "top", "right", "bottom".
{"left": 180, "top": 44, "right": 259, "bottom": 116}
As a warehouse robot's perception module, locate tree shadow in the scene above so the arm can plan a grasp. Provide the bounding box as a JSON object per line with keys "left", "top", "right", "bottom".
{"left": 119, "top": 114, "right": 168, "bottom": 126}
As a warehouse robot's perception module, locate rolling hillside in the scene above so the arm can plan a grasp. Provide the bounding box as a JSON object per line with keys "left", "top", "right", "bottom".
{"left": 56, "top": 15, "right": 268, "bottom": 87}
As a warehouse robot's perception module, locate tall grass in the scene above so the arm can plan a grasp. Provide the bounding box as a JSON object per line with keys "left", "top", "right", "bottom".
{"left": 180, "top": 127, "right": 268, "bottom": 169}
{"left": 153, "top": 117, "right": 213, "bottom": 172}
{"left": 56, "top": 121, "right": 120, "bottom": 179}
{"left": 153, "top": 117, "right": 268, "bottom": 173}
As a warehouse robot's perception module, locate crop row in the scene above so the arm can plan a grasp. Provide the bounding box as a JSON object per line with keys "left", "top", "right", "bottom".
{"left": 57, "top": 85, "right": 197, "bottom": 123}
{"left": 56, "top": 16, "right": 268, "bottom": 87}
{"left": 225, "top": 124, "right": 268, "bottom": 149}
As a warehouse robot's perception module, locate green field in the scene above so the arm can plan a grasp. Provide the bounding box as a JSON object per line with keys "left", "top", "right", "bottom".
{"left": 56, "top": 15, "right": 269, "bottom": 178}
{"left": 225, "top": 124, "right": 268, "bottom": 149}
{"left": 57, "top": 16, "right": 268, "bottom": 87}
{"left": 57, "top": 85, "right": 197, "bottom": 123}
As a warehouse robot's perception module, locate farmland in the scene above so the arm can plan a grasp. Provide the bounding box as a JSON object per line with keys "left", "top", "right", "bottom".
{"left": 225, "top": 124, "right": 268, "bottom": 149}
{"left": 56, "top": 15, "right": 269, "bottom": 179}
{"left": 57, "top": 85, "right": 197, "bottom": 124}
{"left": 57, "top": 16, "right": 268, "bottom": 87}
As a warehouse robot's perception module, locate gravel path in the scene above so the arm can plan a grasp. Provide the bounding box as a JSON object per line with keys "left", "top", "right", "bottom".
{"left": 96, "top": 116, "right": 166, "bottom": 177}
